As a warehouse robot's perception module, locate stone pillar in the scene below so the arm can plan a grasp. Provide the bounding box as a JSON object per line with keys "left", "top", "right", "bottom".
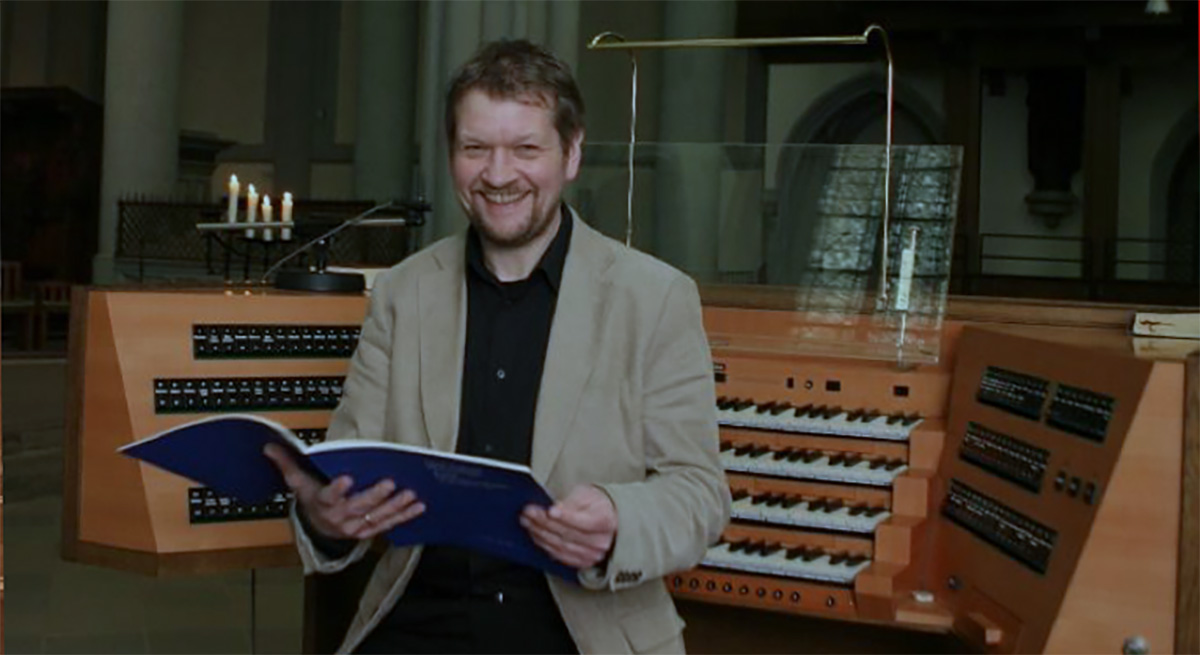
{"left": 419, "top": 0, "right": 481, "bottom": 242}
{"left": 354, "top": 1, "right": 419, "bottom": 203}
{"left": 651, "top": 1, "right": 734, "bottom": 282}
{"left": 414, "top": 1, "right": 582, "bottom": 244}
{"left": 94, "top": 1, "right": 184, "bottom": 283}
{"left": 547, "top": 1, "right": 580, "bottom": 75}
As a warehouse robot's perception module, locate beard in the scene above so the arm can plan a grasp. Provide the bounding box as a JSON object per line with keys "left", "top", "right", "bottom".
{"left": 464, "top": 192, "right": 560, "bottom": 250}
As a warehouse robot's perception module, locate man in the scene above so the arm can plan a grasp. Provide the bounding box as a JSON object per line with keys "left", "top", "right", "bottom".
{"left": 266, "top": 39, "right": 730, "bottom": 654}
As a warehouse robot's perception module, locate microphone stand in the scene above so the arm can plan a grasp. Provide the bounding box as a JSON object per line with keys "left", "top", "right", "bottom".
{"left": 264, "top": 199, "right": 429, "bottom": 293}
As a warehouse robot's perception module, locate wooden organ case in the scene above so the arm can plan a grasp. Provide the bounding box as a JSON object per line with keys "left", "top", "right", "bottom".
{"left": 62, "top": 287, "right": 367, "bottom": 574}
{"left": 671, "top": 297, "right": 1198, "bottom": 655}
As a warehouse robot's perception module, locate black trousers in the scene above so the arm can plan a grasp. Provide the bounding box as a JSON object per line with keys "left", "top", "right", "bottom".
{"left": 353, "top": 592, "right": 578, "bottom": 655}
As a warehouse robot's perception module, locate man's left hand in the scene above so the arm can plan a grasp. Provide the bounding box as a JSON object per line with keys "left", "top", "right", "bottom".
{"left": 521, "top": 485, "right": 617, "bottom": 569}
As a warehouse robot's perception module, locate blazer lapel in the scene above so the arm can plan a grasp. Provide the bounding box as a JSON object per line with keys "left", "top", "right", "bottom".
{"left": 531, "top": 218, "right": 615, "bottom": 483}
{"left": 418, "top": 238, "right": 467, "bottom": 453}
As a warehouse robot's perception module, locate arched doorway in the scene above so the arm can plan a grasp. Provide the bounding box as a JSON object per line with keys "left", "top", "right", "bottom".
{"left": 767, "top": 74, "right": 943, "bottom": 288}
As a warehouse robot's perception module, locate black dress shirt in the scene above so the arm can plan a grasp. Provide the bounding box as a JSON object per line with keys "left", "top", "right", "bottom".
{"left": 354, "top": 208, "right": 577, "bottom": 654}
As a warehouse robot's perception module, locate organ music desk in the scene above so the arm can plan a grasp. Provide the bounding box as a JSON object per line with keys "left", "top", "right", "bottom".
{"left": 61, "top": 285, "right": 1197, "bottom": 654}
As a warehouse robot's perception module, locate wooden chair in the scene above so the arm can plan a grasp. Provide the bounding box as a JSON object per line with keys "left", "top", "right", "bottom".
{"left": 32, "top": 280, "right": 73, "bottom": 351}
{"left": 1, "top": 262, "right": 36, "bottom": 350}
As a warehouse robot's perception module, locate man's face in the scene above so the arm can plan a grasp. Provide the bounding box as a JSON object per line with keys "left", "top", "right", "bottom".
{"left": 451, "top": 89, "right": 582, "bottom": 249}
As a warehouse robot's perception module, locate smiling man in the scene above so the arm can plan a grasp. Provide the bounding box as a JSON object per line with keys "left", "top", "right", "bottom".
{"left": 267, "top": 39, "right": 730, "bottom": 655}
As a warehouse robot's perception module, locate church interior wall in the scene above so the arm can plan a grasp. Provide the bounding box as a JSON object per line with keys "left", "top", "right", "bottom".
{"left": 179, "top": 1, "right": 269, "bottom": 150}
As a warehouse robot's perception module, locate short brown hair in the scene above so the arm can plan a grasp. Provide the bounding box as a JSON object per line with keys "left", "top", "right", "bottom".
{"left": 445, "top": 39, "right": 585, "bottom": 151}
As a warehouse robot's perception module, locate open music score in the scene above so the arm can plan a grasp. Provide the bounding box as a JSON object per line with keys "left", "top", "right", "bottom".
{"left": 62, "top": 288, "right": 367, "bottom": 575}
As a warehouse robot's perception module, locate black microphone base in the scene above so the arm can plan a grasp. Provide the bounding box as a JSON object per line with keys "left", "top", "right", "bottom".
{"left": 273, "top": 270, "right": 366, "bottom": 293}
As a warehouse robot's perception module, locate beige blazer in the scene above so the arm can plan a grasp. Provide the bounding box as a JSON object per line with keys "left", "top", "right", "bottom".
{"left": 292, "top": 214, "right": 731, "bottom": 654}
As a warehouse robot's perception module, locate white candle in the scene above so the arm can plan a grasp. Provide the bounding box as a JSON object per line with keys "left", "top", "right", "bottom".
{"left": 245, "top": 184, "right": 259, "bottom": 238}
{"left": 261, "top": 194, "right": 274, "bottom": 242}
{"left": 281, "top": 192, "right": 293, "bottom": 241}
{"left": 227, "top": 175, "right": 239, "bottom": 223}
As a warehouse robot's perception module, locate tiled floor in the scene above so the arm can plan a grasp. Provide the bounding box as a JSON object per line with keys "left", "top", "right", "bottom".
{"left": 3, "top": 356, "right": 306, "bottom": 654}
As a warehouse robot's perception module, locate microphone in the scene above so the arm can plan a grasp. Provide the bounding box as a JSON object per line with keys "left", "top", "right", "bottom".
{"left": 265, "top": 198, "right": 430, "bottom": 293}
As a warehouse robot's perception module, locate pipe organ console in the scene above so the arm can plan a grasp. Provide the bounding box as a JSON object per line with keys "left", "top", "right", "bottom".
{"left": 62, "top": 287, "right": 367, "bottom": 575}
{"left": 63, "top": 286, "right": 1197, "bottom": 653}
{"left": 673, "top": 303, "right": 1198, "bottom": 654}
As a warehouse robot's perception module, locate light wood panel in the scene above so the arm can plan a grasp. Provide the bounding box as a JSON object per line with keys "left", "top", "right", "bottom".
{"left": 63, "top": 287, "right": 368, "bottom": 575}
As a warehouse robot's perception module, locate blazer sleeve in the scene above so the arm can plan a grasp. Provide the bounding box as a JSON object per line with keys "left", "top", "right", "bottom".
{"left": 290, "top": 269, "right": 399, "bottom": 574}
{"left": 582, "top": 274, "right": 731, "bottom": 591}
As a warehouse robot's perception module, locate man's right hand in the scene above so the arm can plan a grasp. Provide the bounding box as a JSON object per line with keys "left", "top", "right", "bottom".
{"left": 263, "top": 444, "right": 426, "bottom": 541}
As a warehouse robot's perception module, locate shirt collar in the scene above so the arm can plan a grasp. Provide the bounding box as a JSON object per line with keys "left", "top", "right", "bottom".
{"left": 466, "top": 203, "right": 572, "bottom": 292}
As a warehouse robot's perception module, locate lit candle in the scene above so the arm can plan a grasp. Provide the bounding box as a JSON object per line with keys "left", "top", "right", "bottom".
{"left": 281, "top": 192, "right": 293, "bottom": 241}
{"left": 227, "top": 175, "right": 239, "bottom": 223}
{"left": 245, "top": 184, "right": 259, "bottom": 238}
{"left": 261, "top": 194, "right": 274, "bottom": 242}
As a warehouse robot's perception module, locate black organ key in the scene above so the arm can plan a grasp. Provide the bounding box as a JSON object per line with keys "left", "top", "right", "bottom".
{"left": 773, "top": 448, "right": 795, "bottom": 460}
{"left": 720, "top": 441, "right": 733, "bottom": 452}
{"left": 793, "top": 404, "right": 814, "bottom": 417}
{"left": 828, "top": 453, "right": 847, "bottom": 466}
{"left": 845, "top": 554, "right": 868, "bottom": 566}
{"left": 901, "top": 413, "right": 922, "bottom": 426}
{"left": 770, "top": 403, "right": 793, "bottom": 415}
{"left": 731, "top": 489, "right": 750, "bottom": 501}
{"left": 822, "top": 406, "right": 843, "bottom": 419}
{"left": 828, "top": 552, "right": 849, "bottom": 565}
{"left": 884, "top": 458, "right": 905, "bottom": 471}
{"left": 734, "top": 444, "right": 755, "bottom": 456}
{"left": 823, "top": 500, "right": 844, "bottom": 513}
{"left": 733, "top": 399, "right": 755, "bottom": 411}
{"left": 756, "top": 402, "right": 777, "bottom": 414}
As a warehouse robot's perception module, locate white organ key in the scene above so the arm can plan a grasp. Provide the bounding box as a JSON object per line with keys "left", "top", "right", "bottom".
{"left": 729, "top": 493, "right": 893, "bottom": 534}
{"left": 716, "top": 398, "right": 922, "bottom": 441}
{"left": 702, "top": 541, "right": 872, "bottom": 585}
{"left": 721, "top": 446, "right": 907, "bottom": 487}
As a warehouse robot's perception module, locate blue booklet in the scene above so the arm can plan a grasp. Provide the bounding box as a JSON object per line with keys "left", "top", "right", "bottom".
{"left": 119, "top": 414, "right": 576, "bottom": 580}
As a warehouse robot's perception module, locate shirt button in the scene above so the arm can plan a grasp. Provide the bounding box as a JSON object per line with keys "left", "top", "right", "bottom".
{"left": 484, "top": 444, "right": 494, "bottom": 454}
{"left": 494, "top": 591, "right": 505, "bottom": 604}
{"left": 496, "top": 368, "right": 506, "bottom": 380}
